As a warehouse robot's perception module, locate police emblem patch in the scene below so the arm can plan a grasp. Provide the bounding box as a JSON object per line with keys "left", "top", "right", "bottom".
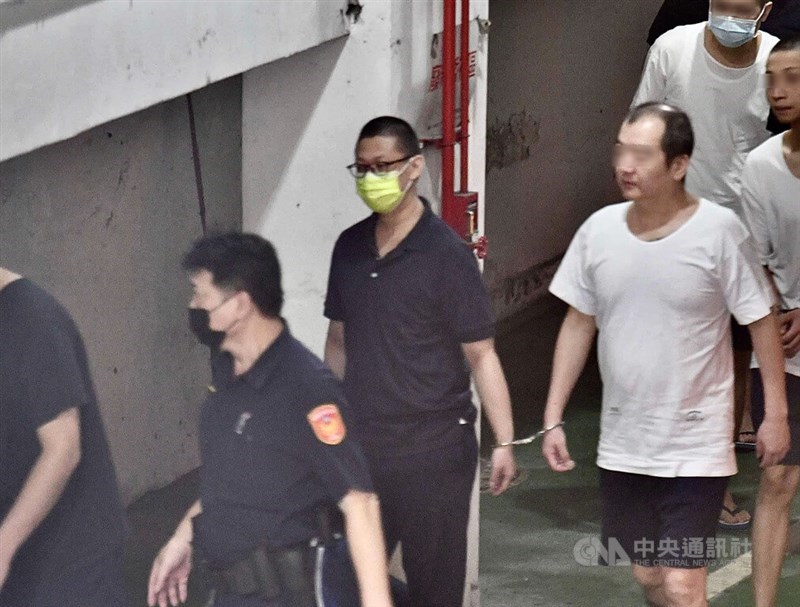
{"left": 307, "top": 404, "right": 346, "bottom": 445}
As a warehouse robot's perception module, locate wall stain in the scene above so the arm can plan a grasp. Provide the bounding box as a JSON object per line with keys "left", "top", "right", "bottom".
{"left": 486, "top": 109, "right": 540, "bottom": 174}
{"left": 489, "top": 254, "right": 563, "bottom": 308}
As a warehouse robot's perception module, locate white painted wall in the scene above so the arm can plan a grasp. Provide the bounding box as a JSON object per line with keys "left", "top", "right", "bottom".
{"left": 484, "top": 0, "right": 664, "bottom": 320}
{"left": 0, "top": 0, "right": 350, "bottom": 162}
{"left": 241, "top": 2, "right": 489, "bottom": 603}
{"left": 242, "top": 1, "right": 490, "bottom": 355}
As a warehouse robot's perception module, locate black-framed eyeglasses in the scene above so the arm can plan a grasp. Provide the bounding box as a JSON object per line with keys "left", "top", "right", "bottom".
{"left": 346, "top": 155, "right": 414, "bottom": 178}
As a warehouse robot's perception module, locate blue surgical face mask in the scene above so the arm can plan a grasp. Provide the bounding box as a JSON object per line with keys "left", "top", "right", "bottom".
{"left": 708, "top": 6, "right": 766, "bottom": 48}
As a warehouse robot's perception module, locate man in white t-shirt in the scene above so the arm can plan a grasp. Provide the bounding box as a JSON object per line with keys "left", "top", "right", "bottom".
{"left": 740, "top": 36, "right": 800, "bottom": 607}
{"left": 632, "top": 0, "right": 780, "bottom": 529}
{"left": 542, "top": 103, "right": 789, "bottom": 607}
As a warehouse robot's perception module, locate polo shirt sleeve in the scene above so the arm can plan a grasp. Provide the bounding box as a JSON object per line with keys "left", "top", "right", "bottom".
{"left": 439, "top": 242, "right": 496, "bottom": 344}
{"left": 300, "top": 394, "right": 374, "bottom": 503}
{"left": 549, "top": 220, "right": 597, "bottom": 316}
{"left": 21, "top": 315, "right": 89, "bottom": 430}
{"left": 324, "top": 238, "right": 345, "bottom": 322}
{"left": 718, "top": 216, "right": 772, "bottom": 325}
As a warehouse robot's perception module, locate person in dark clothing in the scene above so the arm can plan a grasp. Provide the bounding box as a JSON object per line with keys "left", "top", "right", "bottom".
{"left": 0, "top": 267, "right": 129, "bottom": 607}
{"left": 147, "top": 233, "right": 393, "bottom": 607}
{"left": 324, "top": 116, "right": 517, "bottom": 607}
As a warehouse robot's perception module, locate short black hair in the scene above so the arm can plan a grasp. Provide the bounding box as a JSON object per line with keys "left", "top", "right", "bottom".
{"left": 182, "top": 232, "right": 283, "bottom": 318}
{"left": 357, "top": 116, "right": 421, "bottom": 157}
{"left": 770, "top": 34, "right": 800, "bottom": 55}
{"left": 624, "top": 102, "right": 694, "bottom": 164}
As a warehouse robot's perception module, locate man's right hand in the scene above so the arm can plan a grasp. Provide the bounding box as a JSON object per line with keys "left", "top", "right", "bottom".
{"left": 147, "top": 536, "right": 193, "bottom": 607}
{"left": 542, "top": 426, "right": 576, "bottom": 472}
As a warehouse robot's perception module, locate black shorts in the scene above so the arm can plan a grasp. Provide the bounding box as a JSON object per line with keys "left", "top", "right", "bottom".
{"left": 599, "top": 469, "right": 728, "bottom": 569}
{"left": 731, "top": 317, "right": 753, "bottom": 352}
{"left": 751, "top": 371, "right": 800, "bottom": 466}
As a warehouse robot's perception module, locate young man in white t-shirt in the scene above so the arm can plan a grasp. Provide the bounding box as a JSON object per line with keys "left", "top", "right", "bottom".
{"left": 632, "top": 0, "right": 780, "bottom": 529}
{"left": 542, "top": 103, "right": 790, "bottom": 607}
{"left": 741, "top": 36, "right": 800, "bottom": 607}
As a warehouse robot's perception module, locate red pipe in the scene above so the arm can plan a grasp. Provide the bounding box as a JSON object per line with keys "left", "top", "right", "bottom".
{"left": 441, "top": 0, "right": 457, "bottom": 227}
{"left": 459, "top": 0, "right": 469, "bottom": 192}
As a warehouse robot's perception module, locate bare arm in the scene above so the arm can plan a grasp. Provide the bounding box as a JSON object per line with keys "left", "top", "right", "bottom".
{"left": 0, "top": 407, "right": 81, "bottom": 589}
{"left": 542, "top": 307, "right": 597, "bottom": 472}
{"left": 462, "top": 338, "right": 517, "bottom": 495}
{"left": 749, "top": 313, "right": 790, "bottom": 468}
{"left": 339, "top": 490, "right": 393, "bottom": 607}
{"left": 325, "top": 320, "right": 346, "bottom": 380}
{"left": 147, "top": 500, "right": 202, "bottom": 607}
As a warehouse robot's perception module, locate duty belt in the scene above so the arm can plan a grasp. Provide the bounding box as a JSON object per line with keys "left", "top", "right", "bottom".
{"left": 205, "top": 542, "right": 317, "bottom": 605}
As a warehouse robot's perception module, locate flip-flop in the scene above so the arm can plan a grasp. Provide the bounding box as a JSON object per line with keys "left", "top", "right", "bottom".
{"left": 735, "top": 431, "right": 757, "bottom": 453}
{"left": 718, "top": 504, "right": 751, "bottom": 530}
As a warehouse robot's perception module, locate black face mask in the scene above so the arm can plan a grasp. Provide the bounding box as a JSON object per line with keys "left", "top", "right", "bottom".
{"left": 188, "top": 308, "right": 225, "bottom": 349}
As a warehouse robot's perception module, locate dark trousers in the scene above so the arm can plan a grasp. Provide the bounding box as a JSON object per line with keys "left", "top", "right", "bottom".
{"left": 0, "top": 545, "right": 129, "bottom": 607}
{"left": 370, "top": 434, "right": 478, "bottom": 607}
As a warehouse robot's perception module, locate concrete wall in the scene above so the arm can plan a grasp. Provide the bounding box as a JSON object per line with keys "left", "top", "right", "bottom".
{"left": 0, "top": 0, "right": 350, "bottom": 162}
{"left": 484, "top": 0, "right": 664, "bottom": 320}
{"left": 241, "top": 2, "right": 489, "bottom": 603}
{"left": 0, "top": 76, "right": 242, "bottom": 502}
{"left": 243, "top": 1, "right": 490, "bottom": 356}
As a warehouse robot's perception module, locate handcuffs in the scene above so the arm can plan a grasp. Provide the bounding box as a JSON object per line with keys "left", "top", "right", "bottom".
{"left": 494, "top": 421, "right": 565, "bottom": 448}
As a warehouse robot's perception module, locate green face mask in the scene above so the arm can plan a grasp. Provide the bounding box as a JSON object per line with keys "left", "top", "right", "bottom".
{"left": 356, "top": 163, "right": 412, "bottom": 214}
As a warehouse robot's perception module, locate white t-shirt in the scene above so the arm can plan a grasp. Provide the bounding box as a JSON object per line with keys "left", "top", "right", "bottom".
{"left": 550, "top": 200, "right": 771, "bottom": 477}
{"left": 632, "top": 23, "right": 778, "bottom": 215}
{"left": 741, "top": 133, "right": 800, "bottom": 378}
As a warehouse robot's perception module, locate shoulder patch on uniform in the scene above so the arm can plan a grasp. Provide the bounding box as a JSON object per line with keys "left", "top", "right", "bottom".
{"left": 307, "top": 404, "right": 346, "bottom": 446}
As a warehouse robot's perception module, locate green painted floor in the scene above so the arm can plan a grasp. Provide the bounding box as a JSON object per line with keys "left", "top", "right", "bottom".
{"left": 479, "top": 299, "right": 800, "bottom": 607}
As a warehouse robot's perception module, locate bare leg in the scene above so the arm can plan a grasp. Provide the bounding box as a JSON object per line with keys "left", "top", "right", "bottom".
{"left": 721, "top": 351, "right": 753, "bottom": 527}
{"left": 633, "top": 565, "right": 667, "bottom": 607}
{"left": 752, "top": 465, "right": 800, "bottom": 607}
{"left": 634, "top": 565, "right": 708, "bottom": 607}
{"left": 732, "top": 350, "right": 752, "bottom": 438}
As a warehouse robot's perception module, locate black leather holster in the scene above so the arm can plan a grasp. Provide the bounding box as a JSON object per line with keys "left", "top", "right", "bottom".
{"left": 205, "top": 543, "right": 316, "bottom": 606}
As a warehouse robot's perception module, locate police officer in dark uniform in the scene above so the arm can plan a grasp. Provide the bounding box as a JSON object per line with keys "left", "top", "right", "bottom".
{"left": 147, "top": 233, "right": 393, "bottom": 607}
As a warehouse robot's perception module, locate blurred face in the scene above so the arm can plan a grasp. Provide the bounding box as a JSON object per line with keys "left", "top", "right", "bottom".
{"left": 709, "top": 0, "right": 768, "bottom": 20}
{"left": 613, "top": 117, "right": 688, "bottom": 201}
{"left": 766, "top": 50, "right": 800, "bottom": 126}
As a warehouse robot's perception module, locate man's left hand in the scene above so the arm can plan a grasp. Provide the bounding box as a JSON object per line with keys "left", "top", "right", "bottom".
{"left": 489, "top": 447, "right": 517, "bottom": 496}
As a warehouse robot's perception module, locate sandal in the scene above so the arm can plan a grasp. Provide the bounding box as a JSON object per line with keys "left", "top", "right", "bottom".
{"left": 735, "top": 431, "right": 757, "bottom": 453}
{"left": 718, "top": 504, "right": 751, "bottom": 530}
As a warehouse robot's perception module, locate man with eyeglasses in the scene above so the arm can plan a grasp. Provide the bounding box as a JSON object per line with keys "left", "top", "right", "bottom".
{"left": 324, "top": 116, "right": 517, "bottom": 607}
{"left": 542, "top": 102, "right": 789, "bottom": 607}
{"left": 632, "top": 0, "right": 780, "bottom": 531}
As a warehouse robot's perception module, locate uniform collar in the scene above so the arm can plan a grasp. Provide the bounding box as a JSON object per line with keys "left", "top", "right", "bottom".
{"left": 214, "top": 322, "right": 291, "bottom": 390}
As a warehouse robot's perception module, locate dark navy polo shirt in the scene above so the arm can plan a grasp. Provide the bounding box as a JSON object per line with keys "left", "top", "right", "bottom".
{"left": 194, "top": 328, "right": 372, "bottom": 565}
{"left": 324, "top": 199, "right": 495, "bottom": 459}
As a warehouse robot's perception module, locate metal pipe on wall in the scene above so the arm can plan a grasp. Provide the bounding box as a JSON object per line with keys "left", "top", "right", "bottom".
{"left": 440, "top": 0, "right": 457, "bottom": 229}
{"left": 459, "top": 0, "right": 470, "bottom": 193}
